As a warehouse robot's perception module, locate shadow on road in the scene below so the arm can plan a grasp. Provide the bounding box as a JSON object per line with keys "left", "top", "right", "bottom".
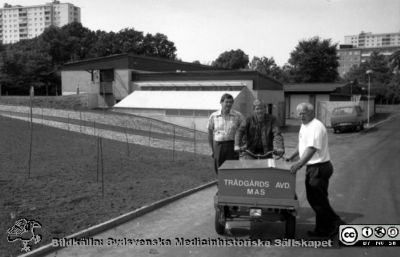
{"left": 222, "top": 207, "right": 363, "bottom": 249}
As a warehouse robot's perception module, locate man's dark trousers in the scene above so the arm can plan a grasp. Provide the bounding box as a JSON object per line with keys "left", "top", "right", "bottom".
{"left": 305, "top": 161, "right": 341, "bottom": 233}
{"left": 213, "top": 141, "right": 237, "bottom": 173}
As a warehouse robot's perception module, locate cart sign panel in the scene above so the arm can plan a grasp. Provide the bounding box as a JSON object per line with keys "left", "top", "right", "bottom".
{"left": 218, "top": 160, "right": 296, "bottom": 199}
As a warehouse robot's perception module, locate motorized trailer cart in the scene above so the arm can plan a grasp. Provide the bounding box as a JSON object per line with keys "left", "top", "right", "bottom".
{"left": 214, "top": 151, "right": 298, "bottom": 238}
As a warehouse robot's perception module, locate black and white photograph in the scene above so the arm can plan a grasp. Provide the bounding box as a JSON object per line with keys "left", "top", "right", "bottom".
{"left": 0, "top": 0, "right": 399, "bottom": 256}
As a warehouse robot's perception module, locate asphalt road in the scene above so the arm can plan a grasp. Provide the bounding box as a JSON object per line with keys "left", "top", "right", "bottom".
{"left": 46, "top": 115, "right": 400, "bottom": 257}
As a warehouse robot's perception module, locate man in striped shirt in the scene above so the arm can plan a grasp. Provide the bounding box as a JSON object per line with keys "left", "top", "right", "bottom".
{"left": 207, "top": 93, "right": 244, "bottom": 173}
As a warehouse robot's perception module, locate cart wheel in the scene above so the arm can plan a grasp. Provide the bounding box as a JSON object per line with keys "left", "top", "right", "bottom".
{"left": 215, "top": 207, "right": 226, "bottom": 235}
{"left": 285, "top": 213, "right": 296, "bottom": 239}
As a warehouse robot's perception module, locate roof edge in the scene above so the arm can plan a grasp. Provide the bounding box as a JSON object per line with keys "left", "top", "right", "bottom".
{"left": 62, "top": 53, "right": 216, "bottom": 70}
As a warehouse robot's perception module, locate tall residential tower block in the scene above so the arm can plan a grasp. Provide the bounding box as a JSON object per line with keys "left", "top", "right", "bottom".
{"left": 0, "top": 1, "right": 80, "bottom": 44}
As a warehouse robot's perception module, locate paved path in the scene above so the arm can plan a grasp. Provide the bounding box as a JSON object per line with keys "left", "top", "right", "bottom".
{"left": 41, "top": 114, "right": 400, "bottom": 257}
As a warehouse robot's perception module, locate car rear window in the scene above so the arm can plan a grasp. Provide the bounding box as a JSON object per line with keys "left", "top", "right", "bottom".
{"left": 333, "top": 107, "right": 354, "bottom": 115}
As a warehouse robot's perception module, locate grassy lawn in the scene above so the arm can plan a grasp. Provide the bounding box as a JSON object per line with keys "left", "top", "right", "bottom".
{"left": 0, "top": 116, "right": 214, "bottom": 256}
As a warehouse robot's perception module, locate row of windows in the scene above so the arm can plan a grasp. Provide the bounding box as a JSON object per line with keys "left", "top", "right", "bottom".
{"left": 2, "top": 18, "right": 53, "bottom": 24}
{"left": 3, "top": 34, "right": 41, "bottom": 39}
{"left": 2, "top": 19, "right": 62, "bottom": 28}
{"left": 360, "top": 36, "right": 400, "bottom": 39}
{"left": 3, "top": 28, "right": 43, "bottom": 35}
{"left": 3, "top": 14, "right": 64, "bottom": 20}
{"left": 1, "top": 10, "right": 72, "bottom": 17}
{"left": 3, "top": 24, "right": 46, "bottom": 29}
{"left": 1, "top": 13, "right": 54, "bottom": 17}
{"left": 165, "top": 109, "right": 213, "bottom": 117}
{"left": 3, "top": 40, "right": 19, "bottom": 43}
{"left": 340, "top": 58, "right": 360, "bottom": 62}
{"left": 339, "top": 51, "right": 360, "bottom": 55}
{"left": 1, "top": 6, "right": 63, "bottom": 11}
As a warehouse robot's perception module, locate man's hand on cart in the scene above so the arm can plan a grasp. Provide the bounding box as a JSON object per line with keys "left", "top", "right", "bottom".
{"left": 289, "top": 162, "right": 303, "bottom": 174}
{"left": 234, "top": 145, "right": 246, "bottom": 154}
{"left": 273, "top": 149, "right": 285, "bottom": 160}
{"left": 283, "top": 155, "right": 302, "bottom": 173}
{"left": 284, "top": 156, "right": 292, "bottom": 162}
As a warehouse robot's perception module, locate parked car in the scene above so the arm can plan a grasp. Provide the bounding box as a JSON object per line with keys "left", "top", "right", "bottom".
{"left": 331, "top": 105, "right": 364, "bottom": 133}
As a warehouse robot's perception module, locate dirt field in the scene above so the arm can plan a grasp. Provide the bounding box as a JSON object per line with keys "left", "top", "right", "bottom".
{"left": 0, "top": 116, "right": 214, "bottom": 256}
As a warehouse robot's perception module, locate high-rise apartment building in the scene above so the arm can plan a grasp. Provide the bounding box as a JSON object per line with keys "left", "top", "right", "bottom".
{"left": 0, "top": 1, "right": 81, "bottom": 44}
{"left": 344, "top": 31, "right": 400, "bottom": 48}
{"left": 338, "top": 31, "right": 400, "bottom": 77}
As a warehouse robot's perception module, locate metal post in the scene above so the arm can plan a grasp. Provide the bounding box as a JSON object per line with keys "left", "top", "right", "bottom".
{"left": 96, "top": 137, "right": 100, "bottom": 182}
{"left": 124, "top": 124, "right": 130, "bottom": 156}
{"left": 28, "top": 86, "right": 34, "bottom": 179}
{"left": 29, "top": 86, "right": 33, "bottom": 125}
{"left": 368, "top": 74, "right": 370, "bottom": 126}
{"left": 148, "top": 121, "right": 152, "bottom": 146}
{"left": 350, "top": 81, "right": 353, "bottom": 101}
{"left": 100, "top": 137, "right": 104, "bottom": 198}
{"left": 79, "top": 111, "right": 82, "bottom": 132}
{"left": 173, "top": 126, "right": 176, "bottom": 161}
{"left": 193, "top": 123, "right": 196, "bottom": 156}
{"left": 366, "top": 70, "right": 373, "bottom": 127}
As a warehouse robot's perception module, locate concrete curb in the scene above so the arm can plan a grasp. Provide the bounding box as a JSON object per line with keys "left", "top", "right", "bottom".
{"left": 19, "top": 180, "right": 217, "bottom": 257}
{"left": 362, "top": 113, "right": 399, "bottom": 133}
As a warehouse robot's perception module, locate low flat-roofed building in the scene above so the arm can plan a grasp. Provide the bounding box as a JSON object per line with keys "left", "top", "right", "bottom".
{"left": 114, "top": 90, "right": 249, "bottom": 131}
{"left": 284, "top": 83, "right": 346, "bottom": 118}
{"left": 61, "top": 54, "right": 285, "bottom": 130}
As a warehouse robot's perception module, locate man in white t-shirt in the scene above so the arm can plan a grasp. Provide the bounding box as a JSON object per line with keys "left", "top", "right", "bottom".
{"left": 286, "top": 102, "right": 345, "bottom": 237}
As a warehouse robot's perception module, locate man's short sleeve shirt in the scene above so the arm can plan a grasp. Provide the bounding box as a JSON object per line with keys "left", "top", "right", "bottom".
{"left": 207, "top": 109, "right": 243, "bottom": 142}
{"left": 299, "top": 118, "right": 330, "bottom": 165}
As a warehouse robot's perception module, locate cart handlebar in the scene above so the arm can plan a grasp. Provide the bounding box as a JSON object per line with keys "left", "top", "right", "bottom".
{"left": 242, "top": 149, "right": 283, "bottom": 160}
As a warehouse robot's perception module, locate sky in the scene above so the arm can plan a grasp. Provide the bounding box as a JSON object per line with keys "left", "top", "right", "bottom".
{"left": 3, "top": 0, "right": 400, "bottom": 66}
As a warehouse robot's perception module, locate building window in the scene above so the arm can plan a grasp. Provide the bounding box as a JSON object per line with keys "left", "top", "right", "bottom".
{"left": 195, "top": 110, "right": 210, "bottom": 116}
{"left": 99, "top": 69, "right": 114, "bottom": 82}
{"left": 166, "top": 109, "right": 212, "bottom": 117}
{"left": 166, "top": 110, "right": 179, "bottom": 116}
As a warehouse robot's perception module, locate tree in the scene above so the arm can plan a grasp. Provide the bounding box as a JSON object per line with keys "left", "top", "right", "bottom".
{"left": 388, "top": 50, "right": 400, "bottom": 103}
{"left": 91, "top": 30, "right": 117, "bottom": 57}
{"left": 114, "top": 28, "right": 145, "bottom": 55}
{"left": 1, "top": 39, "right": 56, "bottom": 95}
{"left": 389, "top": 50, "right": 400, "bottom": 73}
{"left": 249, "top": 56, "right": 284, "bottom": 81}
{"left": 212, "top": 49, "right": 249, "bottom": 69}
{"left": 0, "top": 22, "right": 179, "bottom": 95}
{"left": 344, "top": 51, "right": 397, "bottom": 103}
{"left": 386, "top": 74, "right": 400, "bottom": 104}
{"left": 288, "top": 37, "right": 339, "bottom": 82}
{"left": 143, "top": 33, "right": 177, "bottom": 59}
{"left": 40, "top": 22, "right": 97, "bottom": 65}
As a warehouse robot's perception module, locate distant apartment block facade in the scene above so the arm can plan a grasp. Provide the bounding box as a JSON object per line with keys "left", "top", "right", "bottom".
{"left": 344, "top": 31, "right": 400, "bottom": 48}
{"left": 338, "top": 31, "right": 400, "bottom": 77}
{"left": 0, "top": 1, "right": 80, "bottom": 44}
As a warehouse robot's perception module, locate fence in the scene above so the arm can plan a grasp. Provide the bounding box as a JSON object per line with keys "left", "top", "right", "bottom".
{"left": 0, "top": 104, "right": 210, "bottom": 156}
{"left": 376, "top": 104, "right": 400, "bottom": 113}
{"left": 0, "top": 94, "right": 97, "bottom": 110}
{"left": 0, "top": 105, "right": 215, "bottom": 256}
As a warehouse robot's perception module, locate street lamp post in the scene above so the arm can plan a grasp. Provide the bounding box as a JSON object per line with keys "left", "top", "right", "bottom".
{"left": 366, "top": 70, "right": 373, "bottom": 127}
{"left": 350, "top": 80, "right": 353, "bottom": 101}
